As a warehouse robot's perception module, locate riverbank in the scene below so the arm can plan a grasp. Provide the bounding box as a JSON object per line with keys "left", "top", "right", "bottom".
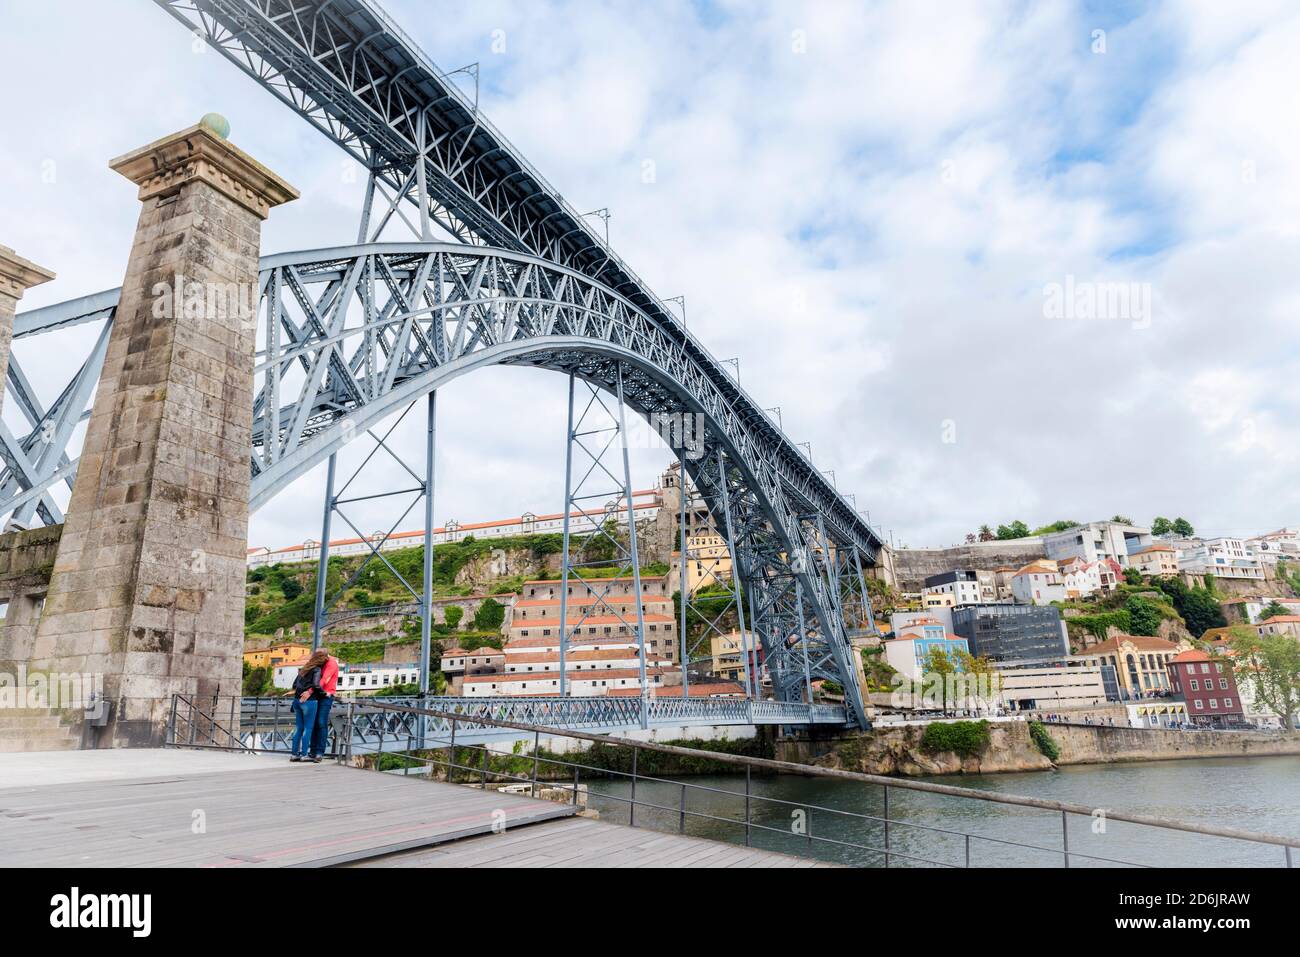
{"left": 778, "top": 721, "right": 1300, "bottom": 776}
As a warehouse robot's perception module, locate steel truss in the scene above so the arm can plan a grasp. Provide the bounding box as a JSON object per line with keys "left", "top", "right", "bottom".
{"left": 144, "top": 0, "right": 881, "bottom": 564}
{"left": 556, "top": 370, "right": 648, "bottom": 709}
{"left": 305, "top": 393, "right": 437, "bottom": 696}
{"left": 10, "top": 242, "right": 875, "bottom": 726}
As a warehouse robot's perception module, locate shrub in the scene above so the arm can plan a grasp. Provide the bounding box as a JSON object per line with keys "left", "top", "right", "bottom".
{"left": 1028, "top": 721, "right": 1060, "bottom": 762}
{"left": 919, "top": 720, "right": 991, "bottom": 758}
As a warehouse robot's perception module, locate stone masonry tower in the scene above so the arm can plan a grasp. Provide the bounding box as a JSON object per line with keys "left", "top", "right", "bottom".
{"left": 30, "top": 117, "right": 297, "bottom": 746}
{"left": 0, "top": 246, "right": 56, "bottom": 416}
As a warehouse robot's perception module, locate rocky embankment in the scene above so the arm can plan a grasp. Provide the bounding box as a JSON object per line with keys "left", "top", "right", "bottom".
{"left": 779, "top": 721, "right": 1300, "bottom": 776}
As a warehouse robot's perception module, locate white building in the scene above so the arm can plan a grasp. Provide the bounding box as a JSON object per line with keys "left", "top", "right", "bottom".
{"left": 997, "top": 664, "right": 1109, "bottom": 711}
{"left": 1010, "top": 561, "right": 1067, "bottom": 605}
{"left": 1178, "top": 538, "right": 1264, "bottom": 582}
{"left": 1041, "top": 520, "right": 1154, "bottom": 568}
{"left": 247, "top": 489, "right": 663, "bottom": 567}
{"left": 462, "top": 667, "right": 670, "bottom": 698}
{"left": 273, "top": 661, "right": 420, "bottom": 692}
{"left": 1056, "top": 556, "right": 1121, "bottom": 599}
{"left": 921, "top": 570, "right": 986, "bottom": 609}
{"left": 1245, "top": 528, "right": 1300, "bottom": 566}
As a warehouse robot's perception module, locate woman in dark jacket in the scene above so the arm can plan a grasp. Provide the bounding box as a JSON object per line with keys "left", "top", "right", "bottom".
{"left": 290, "top": 649, "right": 329, "bottom": 762}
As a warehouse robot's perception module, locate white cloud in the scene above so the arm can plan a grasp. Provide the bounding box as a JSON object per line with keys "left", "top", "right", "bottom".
{"left": 0, "top": 0, "right": 1296, "bottom": 552}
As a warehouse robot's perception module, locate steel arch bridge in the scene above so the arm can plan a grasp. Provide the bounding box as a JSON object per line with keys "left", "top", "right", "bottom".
{"left": 2, "top": 0, "right": 886, "bottom": 730}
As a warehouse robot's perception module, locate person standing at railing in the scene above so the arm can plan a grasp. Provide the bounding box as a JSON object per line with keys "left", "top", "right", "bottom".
{"left": 309, "top": 650, "right": 340, "bottom": 761}
{"left": 290, "top": 650, "right": 330, "bottom": 762}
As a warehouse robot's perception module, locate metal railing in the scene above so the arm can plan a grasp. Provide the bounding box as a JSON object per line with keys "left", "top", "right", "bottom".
{"left": 166, "top": 695, "right": 1299, "bottom": 868}
{"left": 347, "top": 701, "right": 1298, "bottom": 868}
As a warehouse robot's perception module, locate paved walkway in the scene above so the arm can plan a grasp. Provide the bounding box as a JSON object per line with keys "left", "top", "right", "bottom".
{"left": 0, "top": 750, "right": 832, "bottom": 868}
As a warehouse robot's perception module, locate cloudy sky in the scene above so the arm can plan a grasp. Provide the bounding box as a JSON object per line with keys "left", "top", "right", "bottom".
{"left": 2, "top": 0, "right": 1298, "bottom": 552}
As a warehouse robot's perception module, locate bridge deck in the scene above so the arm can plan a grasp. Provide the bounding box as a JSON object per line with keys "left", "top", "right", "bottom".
{"left": 0, "top": 750, "right": 827, "bottom": 868}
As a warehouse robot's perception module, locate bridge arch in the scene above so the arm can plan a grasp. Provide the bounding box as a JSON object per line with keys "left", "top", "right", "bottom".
{"left": 7, "top": 241, "right": 877, "bottom": 726}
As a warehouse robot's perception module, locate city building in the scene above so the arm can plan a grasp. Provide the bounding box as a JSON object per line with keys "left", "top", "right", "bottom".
{"left": 1127, "top": 544, "right": 1179, "bottom": 577}
{"left": 1244, "top": 528, "right": 1300, "bottom": 566}
{"left": 1167, "top": 649, "right": 1245, "bottom": 728}
{"left": 883, "top": 621, "right": 970, "bottom": 679}
{"left": 509, "top": 577, "right": 677, "bottom": 661}
{"left": 1010, "top": 560, "right": 1067, "bottom": 605}
{"left": 951, "top": 604, "right": 1069, "bottom": 663}
{"left": 921, "top": 570, "right": 987, "bottom": 608}
{"left": 708, "top": 631, "right": 758, "bottom": 683}
{"left": 461, "top": 667, "right": 671, "bottom": 698}
{"left": 243, "top": 643, "right": 311, "bottom": 670}
{"left": 246, "top": 489, "right": 664, "bottom": 566}
{"left": 891, "top": 607, "right": 953, "bottom": 634}
{"left": 996, "top": 662, "right": 1110, "bottom": 711}
{"left": 273, "top": 660, "right": 420, "bottom": 692}
{"left": 440, "top": 647, "right": 506, "bottom": 678}
{"left": 1056, "top": 556, "right": 1122, "bottom": 598}
{"left": 1125, "top": 700, "right": 1190, "bottom": 729}
{"left": 673, "top": 532, "right": 733, "bottom": 595}
{"left": 1071, "top": 634, "right": 1181, "bottom": 698}
{"left": 1041, "top": 520, "right": 1154, "bottom": 568}
{"left": 1256, "top": 615, "right": 1300, "bottom": 639}
{"left": 1178, "top": 538, "right": 1265, "bottom": 583}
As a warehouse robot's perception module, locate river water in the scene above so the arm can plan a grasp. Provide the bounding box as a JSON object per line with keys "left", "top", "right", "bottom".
{"left": 584, "top": 756, "right": 1300, "bottom": 867}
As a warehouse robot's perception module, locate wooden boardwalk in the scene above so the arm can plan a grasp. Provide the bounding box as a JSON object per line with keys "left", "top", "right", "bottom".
{"left": 0, "top": 750, "right": 831, "bottom": 868}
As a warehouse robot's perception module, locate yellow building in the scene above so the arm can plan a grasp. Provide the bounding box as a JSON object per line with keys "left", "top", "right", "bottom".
{"left": 675, "top": 533, "right": 733, "bottom": 595}
{"left": 709, "top": 631, "right": 749, "bottom": 681}
{"left": 1073, "top": 634, "right": 1183, "bottom": 697}
{"left": 243, "top": 643, "right": 312, "bottom": 670}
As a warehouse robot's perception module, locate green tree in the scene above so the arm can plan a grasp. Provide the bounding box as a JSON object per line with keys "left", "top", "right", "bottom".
{"left": 280, "top": 577, "right": 304, "bottom": 600}
{"left": 1171, "top": 517, "right": 1194, "bottom": 537}
{"left": 1260, "top": 601, "right": 1291, "bottom": 621}
{"left": 473, "top": 597, "right": 506, "bottom": 633}
{"left": 977, "top": 524, "right": 994, "bottom": 542}
{"left": 1125, "top": 594, "right": 1163, "bottom": 636}
{"left": 1151, "top": 516, "right": 1173, "bottom": 536}
{"left": 1229, "top": 626, "right": 1300, "bottom": 732}
{"left": 443, "top": 605, "right": 464, "bottom": 630}
{"left": 1031, "top": 519, "right": 1079, "bottom": 535}
{"left": 1123, "top": 567, "right": 1143, "bottom": 586}
{"left": 923, "top": 646, "right": 957, "bottom": 709}
{"left": 995, "top": 520, "right": 1031, "bottom": 540}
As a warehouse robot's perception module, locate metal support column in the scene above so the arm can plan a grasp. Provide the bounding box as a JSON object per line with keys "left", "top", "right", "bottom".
{"left": 419, "top": 391, "right": 437, "bottom": 696}
{"left": 311, "top": 454, "right": 337, "bottom": 651}
{"left": 678, "top": 447, "right": 689, "bottom": 698}
{"left": 558, "top": 374, "right": 576, "bottom": 698}
{"left": 716, "top": 450, "right": 753, "bottom": 700}
{"left": 614, "top": 365, "right": 649, "bottom": 728}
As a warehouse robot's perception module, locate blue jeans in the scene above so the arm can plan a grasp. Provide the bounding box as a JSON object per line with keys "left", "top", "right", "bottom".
{"left": 291, "top": 698, "right": 318, "bottom": 757}
{"left": 310, "top": 695, "right": 334, "bottom": 757}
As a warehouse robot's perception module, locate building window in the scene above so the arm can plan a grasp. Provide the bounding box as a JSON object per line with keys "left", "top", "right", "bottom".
{"left": 1224, "top": 698, "right": 1233, "bottom": 708}
{"left": 1208, "top": 699, "right": 1217, "bottom": 710}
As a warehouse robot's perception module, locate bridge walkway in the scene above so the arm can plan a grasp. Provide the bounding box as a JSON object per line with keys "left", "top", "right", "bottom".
{"left": 0, "top": 750, "right": 827, "bottom": 868}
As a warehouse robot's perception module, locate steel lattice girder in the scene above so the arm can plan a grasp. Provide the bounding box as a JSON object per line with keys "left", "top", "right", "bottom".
{"left": 144, "top": 0, "right": 882, "bottom": 561}
{"left": 9, "top": 242, "right": 873, "bottom": 725}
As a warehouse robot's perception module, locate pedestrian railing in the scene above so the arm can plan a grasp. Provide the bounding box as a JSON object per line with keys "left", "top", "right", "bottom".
{"left": 166, "top": 694, "right": 1299, "bottom": 867}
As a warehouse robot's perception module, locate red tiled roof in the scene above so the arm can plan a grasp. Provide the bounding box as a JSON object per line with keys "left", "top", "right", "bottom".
{"left": 1082, "top": 634, "right": 1180, "bottom": 655}
{"left": 1171, "top": 649, "right": 1211, "bottom": 663}
{"left": 609, "top": 682, "right": 744, "bottom": 698}
{"left": 511, "top": 614, "right": 675, "bottom": 629}
{"left": 463, "top": 667, "right": 672, "bottom": 685}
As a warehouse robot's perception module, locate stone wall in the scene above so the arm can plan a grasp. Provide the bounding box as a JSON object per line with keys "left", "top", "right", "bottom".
{"left": 0, "top": 524, "right": 64, "bottom": 668}
{"left": 780, "top": 720, "right": 1300, "bottom": 776}
{"left": 890, "top": 540, "right": 1048, "bottom": 592}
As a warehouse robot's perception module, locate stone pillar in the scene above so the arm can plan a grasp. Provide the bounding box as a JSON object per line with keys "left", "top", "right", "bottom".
{"left": 0, "top": 246, "right": 55, "bottom": 415}
{"left": 30, "top": 117, "right": 297, "bottom": 747}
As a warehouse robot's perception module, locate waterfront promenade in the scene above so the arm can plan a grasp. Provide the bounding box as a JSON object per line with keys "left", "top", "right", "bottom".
{"left": 0, "top": 750, "right": 829, "bottom": 868}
